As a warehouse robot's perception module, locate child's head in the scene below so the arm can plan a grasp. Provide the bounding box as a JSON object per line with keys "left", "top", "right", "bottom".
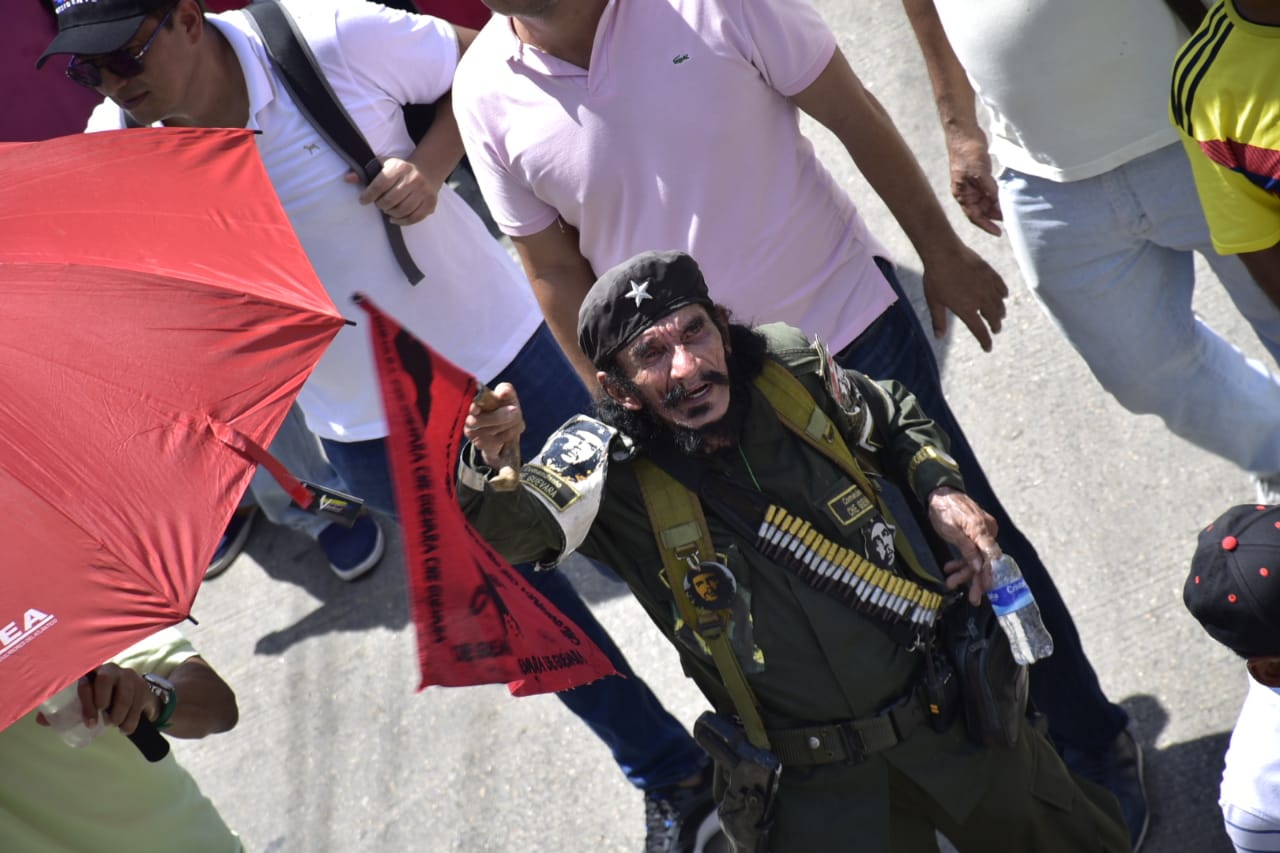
{"left": 1186, "top": 505, "right": 1280, "bottom": 686}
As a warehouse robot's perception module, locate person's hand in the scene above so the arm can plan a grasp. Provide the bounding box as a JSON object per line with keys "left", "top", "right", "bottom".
{"left": 927, "top": 486, "right": 999, "bottom": 605}
{"left": 919, "top": 242, "right": 1009, "bottom": 352}
{"left": 345, "top": 157, "right": 439, "bottom": 226}
{"left": 465, "top": 383, "right": 525, "bottom": 471}
{"left": 83, "top": 664, "right": 163, "bottom": 735}
{"left": 36, "top": 665, "right": 163, "bottom": 735}
{"left": 946, "top": 131, "right": 1003, "bottom": 237}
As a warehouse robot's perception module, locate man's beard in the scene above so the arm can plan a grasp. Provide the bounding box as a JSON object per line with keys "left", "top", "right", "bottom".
{"left": 595, "top": 324, "right": 768, "bottom": 455}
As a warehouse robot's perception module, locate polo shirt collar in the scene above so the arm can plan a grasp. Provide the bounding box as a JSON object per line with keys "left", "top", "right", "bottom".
{"left": 209, "top": 14, "right": 278, "bottom": 130}
{"left": 496, "top": 0, "right": 619, "bottom": 87}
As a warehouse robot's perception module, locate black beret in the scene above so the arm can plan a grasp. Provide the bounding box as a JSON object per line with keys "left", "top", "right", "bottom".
{"left": 577, "top": 250, "right": 713, "bottom": 368}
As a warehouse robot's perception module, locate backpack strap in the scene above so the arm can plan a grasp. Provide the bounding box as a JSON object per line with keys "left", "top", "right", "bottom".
{"left": 241, "top": 0, "right": 424, "bottom": 285}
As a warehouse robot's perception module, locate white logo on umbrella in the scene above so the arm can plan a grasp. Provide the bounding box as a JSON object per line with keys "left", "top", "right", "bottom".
{"left": 0, "top": 608, "right": 57, "bottom": 663}
{"left": 625, "top": 279, "right": 653, "bottom": 307}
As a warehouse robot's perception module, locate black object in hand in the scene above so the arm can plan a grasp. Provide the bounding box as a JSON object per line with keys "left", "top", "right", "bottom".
{"left": 84, "top": 671, "right": 170, "bottom": 763}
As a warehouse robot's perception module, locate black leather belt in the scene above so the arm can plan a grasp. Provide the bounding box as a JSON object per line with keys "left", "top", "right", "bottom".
{"left": 766, "top": 688, "right": 928, "bottom": 767}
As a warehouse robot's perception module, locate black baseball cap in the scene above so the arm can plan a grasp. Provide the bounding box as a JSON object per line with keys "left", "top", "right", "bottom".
{"left": 577, "top": 250, "right": 715, "bottom": 369}
{"left": 1185, "top": 504, "right": 1280, "bottom": 659}
{"left": 36, "top": 0, "right": 172, "bottom": 69}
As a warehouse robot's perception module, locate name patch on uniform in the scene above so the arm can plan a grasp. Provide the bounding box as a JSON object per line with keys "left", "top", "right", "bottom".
{"left": 520, "top": 466, "right": 581, "bottom": 512}
{"left": 826, "top": 483, "right": 874, "bottom": 527}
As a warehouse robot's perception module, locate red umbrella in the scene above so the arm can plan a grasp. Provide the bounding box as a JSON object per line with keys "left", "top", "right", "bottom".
{"left": 0, "top": 127, "right": 344, "bottom": 732}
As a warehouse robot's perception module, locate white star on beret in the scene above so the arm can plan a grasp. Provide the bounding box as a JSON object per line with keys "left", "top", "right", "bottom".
{"left": 625, "top": 279, "right": 653, "bottom": 307}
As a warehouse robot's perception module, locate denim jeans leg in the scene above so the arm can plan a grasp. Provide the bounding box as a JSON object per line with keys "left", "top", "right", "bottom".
{"left": 521, "top": 564, "right": 708, "bottom": 789}
{"left": 324, "top": 326, "right": 705, "bottom": 789}
{"left": 319, "top": 435, "right": 399, "bottom": 517}
{"left": 1140, "top": 142, "right": 1280, "bottom": 371}
{"left": 999, "top": 143, "right": 1280, "bottom": 473}
{"left": 250, "top": 403, "right": 346, "bottom": 540}
{"left": 837, "top": 260, "right": 1127, "bottom": 752}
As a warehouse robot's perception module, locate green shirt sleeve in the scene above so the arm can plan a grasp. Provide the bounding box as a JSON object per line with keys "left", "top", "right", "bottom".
{"left": 760, "top": 322, "right": 965, "bottom": 503}
{"left": 457, "top": 444, "right": 573, "bottom": 566}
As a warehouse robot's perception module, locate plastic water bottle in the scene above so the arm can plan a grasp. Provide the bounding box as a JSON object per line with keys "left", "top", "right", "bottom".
{"left": 37, "top": 682, "right": 104, "bottom": 748}
{"left": 985, "top": 553, "right": 1054, "bottom": 665}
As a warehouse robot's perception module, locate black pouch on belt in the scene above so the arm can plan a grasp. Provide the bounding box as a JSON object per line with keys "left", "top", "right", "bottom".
{"left": 693, "top": 712, "right": 781, "bottom": 853}
{"left": 945, "top": 599, "right": 1028, "bottom": 749}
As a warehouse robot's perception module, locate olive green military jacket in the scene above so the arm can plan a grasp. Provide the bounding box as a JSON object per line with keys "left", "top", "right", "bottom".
{"left": 458, "top": 324, "right": 995, "bottom": 846}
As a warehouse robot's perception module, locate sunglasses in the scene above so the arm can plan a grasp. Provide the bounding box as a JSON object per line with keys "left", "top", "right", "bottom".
{"left": 65, "top": 3, "right": 176, "bottom": 90}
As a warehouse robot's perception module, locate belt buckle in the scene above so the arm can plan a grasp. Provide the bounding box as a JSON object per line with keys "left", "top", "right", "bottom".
{"left": 836, "top": 721, "right": 868, "bottom": 764}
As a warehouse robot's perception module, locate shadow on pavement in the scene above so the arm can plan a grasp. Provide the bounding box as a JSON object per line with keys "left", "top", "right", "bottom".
{"left": 242, "top": 514, "right": 410, "bottom": 656}
{"left": 1124, "top": 693, "right": 1233, "bottom": 853}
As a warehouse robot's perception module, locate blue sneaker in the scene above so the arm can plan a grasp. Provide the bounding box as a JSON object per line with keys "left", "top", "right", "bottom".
{"left": 317, "top": 513, "right": 385, "bottom": 582}
{"left": 206, "top": 506, "right": 258, "bottom": 579}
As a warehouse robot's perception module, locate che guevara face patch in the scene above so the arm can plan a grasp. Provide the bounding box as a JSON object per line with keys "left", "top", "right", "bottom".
{"left": 522, "top": 417, "right": 615, "bottom": 511}
{"left": 521, "top": 416, "right": 619, "bottom": 560}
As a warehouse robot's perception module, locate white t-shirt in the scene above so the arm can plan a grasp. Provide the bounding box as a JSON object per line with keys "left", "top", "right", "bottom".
{"left": 453, "top": 0, "right": 895, "bottom": 353}
{"left": 1221, "top": 675, "right": 1280, "bottom": 823}
{"left": 932, "top": 0, "right": 1186, "bottom": 182}
{"left": 87, "top": 0, "right": 541, "bottom": 441}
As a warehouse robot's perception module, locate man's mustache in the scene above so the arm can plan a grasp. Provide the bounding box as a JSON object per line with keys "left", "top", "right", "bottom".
{"left": 662, "top": 370, "right": 730, "bottom": 409}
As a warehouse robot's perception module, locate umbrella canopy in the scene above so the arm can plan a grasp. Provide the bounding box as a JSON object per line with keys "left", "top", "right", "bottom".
{"left": 0, "top": 127, "right": 344, "bottom": 731}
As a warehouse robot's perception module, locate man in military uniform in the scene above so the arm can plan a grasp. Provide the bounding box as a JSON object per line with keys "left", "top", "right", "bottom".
{"left": 460, "top": 250, "right": 1127, "bottom": 851}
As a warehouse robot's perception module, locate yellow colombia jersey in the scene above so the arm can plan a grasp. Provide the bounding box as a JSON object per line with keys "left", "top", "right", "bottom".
{"left": 1171, "top": 1, "right": 1280, "bottom": 255}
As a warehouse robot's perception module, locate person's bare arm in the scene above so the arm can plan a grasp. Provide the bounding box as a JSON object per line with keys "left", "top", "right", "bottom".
{"left": 160, "top": 656, "right": 238, "bottom": 738}
{"left": 789, "top": 49, "right": 1008, "bottom": 351}
{"left": 510, "top": 220, "right": 601, "bottom": 387}
{"left": 347, "top": 25, "right": 479, "bottom": 225}
{"left": 1241, "top": 244, "right": 1280, "bottom": 311}
{"left": 351, "top": 91, "right": 464, "bottom": 225}
{"left": 902, "top": 0, "right": 1001, "bottom": 236}
{"left": 453, "top": 24, "right": 479, "bottom": 56}
{"left": 75, "top": 655, "right": 237, "bottom": 740}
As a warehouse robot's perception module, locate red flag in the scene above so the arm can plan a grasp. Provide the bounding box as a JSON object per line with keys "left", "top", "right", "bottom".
{"left": 358, "top": 296, "right": 618, "bottom": 695}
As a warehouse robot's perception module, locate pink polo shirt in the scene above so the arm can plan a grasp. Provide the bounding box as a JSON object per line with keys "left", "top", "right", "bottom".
{"left": 453, "top": 0, "right": 895, "bottom": 352}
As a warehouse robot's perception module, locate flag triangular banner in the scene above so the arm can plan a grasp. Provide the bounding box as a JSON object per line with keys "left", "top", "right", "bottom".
{"left": 358, "top": 296, "right": 617, "bottom": 695}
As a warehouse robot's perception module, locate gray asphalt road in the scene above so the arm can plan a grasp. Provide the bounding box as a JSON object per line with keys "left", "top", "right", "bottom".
{"left": 174, "top": 2, "right": 1263, "bottom": 851}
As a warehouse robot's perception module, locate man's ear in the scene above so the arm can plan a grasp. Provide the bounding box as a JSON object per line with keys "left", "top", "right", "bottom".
{"left": 176, "top": 0, "right": 205, "bottom": 42}
{"left": 598, "top": 371, "right": 643, "bottom": 411}
{"left": 1247, "top": 656, "right": 1280, "bottom": 687}
{"left": 714, "top": 306, "right": 731, "bottom": 353}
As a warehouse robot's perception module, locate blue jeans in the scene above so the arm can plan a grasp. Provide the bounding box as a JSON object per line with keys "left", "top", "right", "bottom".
{"left": 247, "top": 404, "right": 348, "bottom": 540}
{"left": 1001, "top": 142, "right": 1280, "bottom": 473}
{"left": 839, "top": 260, "right": 1127, "bottom": 753}
{"left": 324, "top": 324, "right": 705, "bottom": 791}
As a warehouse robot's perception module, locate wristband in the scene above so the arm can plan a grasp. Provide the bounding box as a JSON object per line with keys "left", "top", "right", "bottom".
{"left": 142, "top": 673, "right": 177, "bottom": 729}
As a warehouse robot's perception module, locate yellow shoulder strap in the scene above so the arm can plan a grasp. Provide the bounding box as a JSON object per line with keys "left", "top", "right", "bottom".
{"left": 754, "top": 359, "right": 938, "bottom": 587}
{"left": 633, "top": 458, "right": 772, "bottom": 749}
{"left": 755, "top": 359, "right": 869, "bottom": 489}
